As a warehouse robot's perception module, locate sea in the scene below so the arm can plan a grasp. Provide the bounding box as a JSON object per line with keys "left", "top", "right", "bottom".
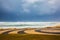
{"left": 0, "top": 22, "right": 60, "bottom": 29}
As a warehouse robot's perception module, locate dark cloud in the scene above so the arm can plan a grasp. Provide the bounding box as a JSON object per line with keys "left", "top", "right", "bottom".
{"left": 0, "top": 0, "right": 60, "bottom": 22}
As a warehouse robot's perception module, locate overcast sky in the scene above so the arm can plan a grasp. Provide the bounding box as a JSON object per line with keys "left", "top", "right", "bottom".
{"left": 0, "top": 0, "right": 60, "bottom": 22}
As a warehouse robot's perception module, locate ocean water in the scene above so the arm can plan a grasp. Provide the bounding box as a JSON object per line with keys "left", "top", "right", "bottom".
{"left": 0, "top": 22, "right": 60, "bottom": 29}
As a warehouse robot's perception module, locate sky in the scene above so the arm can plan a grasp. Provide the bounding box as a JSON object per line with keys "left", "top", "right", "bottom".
{"left": 0, "top": 0, "right": 60, "bottom": 22}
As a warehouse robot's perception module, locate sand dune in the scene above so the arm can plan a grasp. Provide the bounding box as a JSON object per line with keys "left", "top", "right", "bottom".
{"left": 0, "top": 30, "right": 11, "bottom": 34}
{"left": 24, "top": 30, "right": 49, "bottom": 34}
{"left": 0, "top": 26, "right": 60, "bottom": 35}
{"left": 24, "top": 30, "right": 40, "bottom": 34}
{"left": 8, "top": 30, "right": 20, "bottom": 34}
{"left": 8, "top": 30, "right": 26, "bottom": 34}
